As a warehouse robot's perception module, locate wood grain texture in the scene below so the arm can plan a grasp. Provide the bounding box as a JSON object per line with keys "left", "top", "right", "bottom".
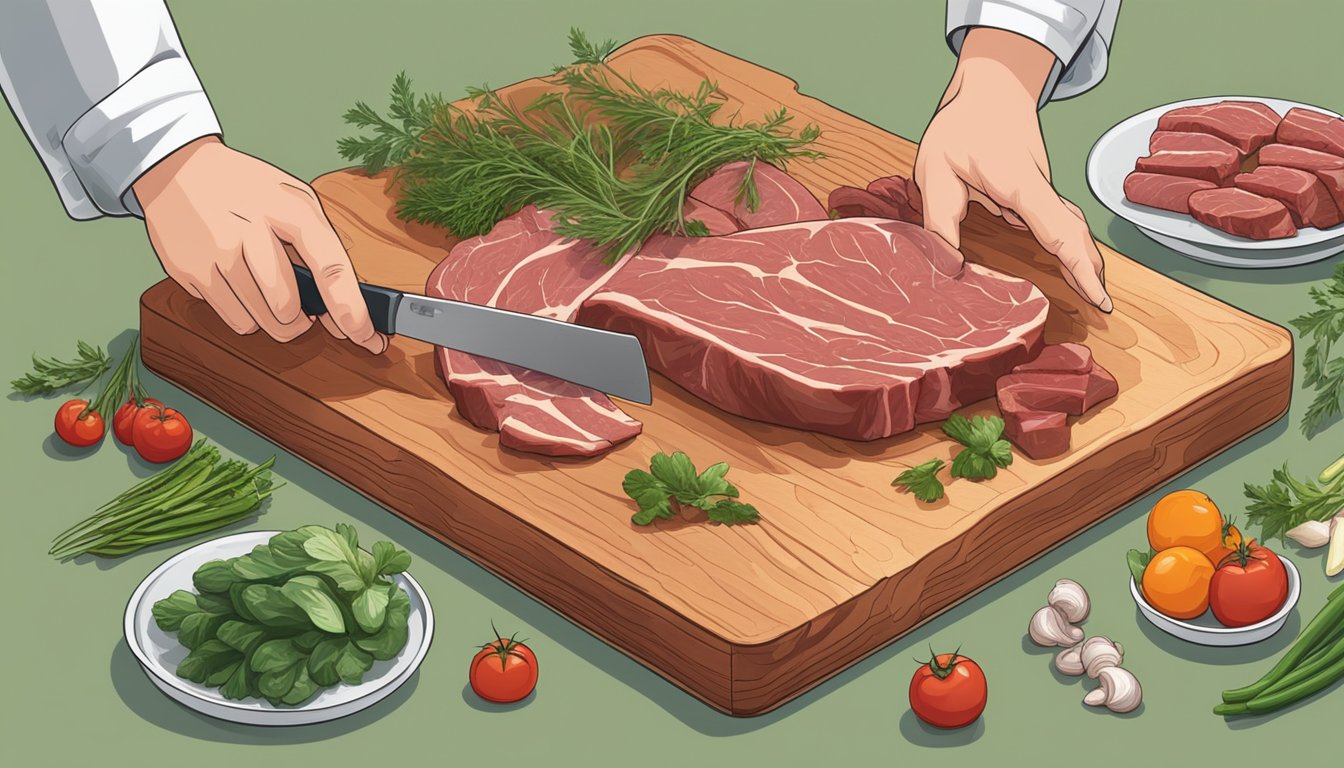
{"left": 139, "top": 35, "right": 1294, "bottom": 716}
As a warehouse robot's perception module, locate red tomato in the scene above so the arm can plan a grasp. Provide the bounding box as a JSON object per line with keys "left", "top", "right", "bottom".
{"left": 132, "top": 405, "right": 192, "bottom": 463}
{"left": 909, "top": 651, "right": 988, "bottom": 729}
{"left": 113, "top": 397, "right": 163, "bottom": 445}
{"left": 54, "top": 399, "right": 104, "bottom": 447}
{"left": 469, "top": 631, "right": 538, "bottom": 704}
{"left": 1210, "top": 541, "right": 1289, "bottom": 627}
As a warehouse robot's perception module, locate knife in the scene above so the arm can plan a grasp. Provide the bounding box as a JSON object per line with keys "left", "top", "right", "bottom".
{"left": 291, "top": 264, "right": 653, "bottom": 404}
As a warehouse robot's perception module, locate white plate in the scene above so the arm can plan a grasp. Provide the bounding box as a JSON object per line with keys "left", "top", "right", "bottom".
{"left": 123, "top": 530, "right": 434, "bottom": 726}
{"left": 1087, "top": 95, "right": 1344, "bottom": 268}
{"left": 1129, "top": 554, "right": 1300, "bottom": 647}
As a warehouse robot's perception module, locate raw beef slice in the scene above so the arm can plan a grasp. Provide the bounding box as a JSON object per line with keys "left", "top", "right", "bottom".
{"left": 686, "top": 160, "right": 828, "bottom": 228}
{"left": 1275, "top": 107, "right": 1344, "bottom": 158}
{"left": 1233, "top": 166, "right": 1343, "bottom": 229}
{"left": 1123, "top": 172, "right": 1218, "bottom": 214}
{"left": 1134, "top": 150, "right": 1240, "bottom": 185}
{"left": 995, "top": 343, "right": 1117, "bottom": 460}
{"left": 1251, "top": 145, "right": 1344, "bottom": 214}
{"left": 1148, "top": 131, "right": 1244, "bottom": 159}
{"left": 1156, "top": 101, "right": 1281, "bottom": 154}
{"left": 828, "top": 175, "right": 923, "bottom": 225}
{"left": 1188, "top": 188, "right": 1297, "bottom": 240}
{"left": 425, "top": 206, "right": 644, "bottom": 457}
{"left": 577, "top": 218, "right": 1050, "bottom": 441}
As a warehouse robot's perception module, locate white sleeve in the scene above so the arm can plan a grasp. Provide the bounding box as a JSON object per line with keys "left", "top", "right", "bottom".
{"left": 0, "top": 0, "right": 223, "bottom": 219}
{"left": 945, "top": 0, "right": 1121, "bottom": 108}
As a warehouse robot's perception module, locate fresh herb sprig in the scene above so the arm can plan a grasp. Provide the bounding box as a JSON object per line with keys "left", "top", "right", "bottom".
{"left": 942, "top": 413, "right": 1014, "bottom": 480}
{"left": 49, "top": 440, "right": 278, "bottom": 559}
{"left": 1243, "top": 454, "right": 1344, "bottom": 544}
{"left": 892, "top": 459, "right": 946, "bottom": 502}
{"left": 623, "top": 451, "right": 759, "bottom": 526}
{"left": 337, "top": 30, "right": 821, "bottom": 263}
{"left": 10, "top": 340, "right": 111, "bottom": 396}
{"left": 1292, "top": 263, "right": 1344, "bottom": 437}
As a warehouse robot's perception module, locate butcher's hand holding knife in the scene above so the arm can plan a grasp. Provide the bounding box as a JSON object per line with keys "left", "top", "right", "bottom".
{"left": 1, "top": 0, "right": 1118, "bottom": 357}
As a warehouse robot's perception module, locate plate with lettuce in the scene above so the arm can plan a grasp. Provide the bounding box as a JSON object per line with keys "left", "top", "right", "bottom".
{"left": 123, "top": 526, "right": 433, "bottom": 726}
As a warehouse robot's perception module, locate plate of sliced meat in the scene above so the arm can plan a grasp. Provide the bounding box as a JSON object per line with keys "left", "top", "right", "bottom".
{"left": 1088, "top": 96, "right": 1344, "bottom": 267}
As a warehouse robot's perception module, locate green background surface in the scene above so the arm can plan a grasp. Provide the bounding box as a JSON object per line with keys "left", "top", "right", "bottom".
{"left": 2, "top": 1, "right": 1341, "bottom": 765}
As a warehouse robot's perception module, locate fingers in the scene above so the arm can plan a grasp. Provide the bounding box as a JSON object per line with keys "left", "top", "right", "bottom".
{"left": 225, "top": 252, "right": 313, "bottom": 343}
{"left": 271, "top": 188, "right": 387, "bottom": 354}
{"left": 969, "top": 189, "right": 1029, "bottom": 230}
{"left": 1003, "top": 175, "right": 1113, "bottom": 313}
{"left": 240, "top": 232, "right": 305, "bottom": 325}
{"left": 916, "top": 164, "right": 970, "bottom": 252}
{"left": 197, "top": 265, "right": 261, "bottom": 336}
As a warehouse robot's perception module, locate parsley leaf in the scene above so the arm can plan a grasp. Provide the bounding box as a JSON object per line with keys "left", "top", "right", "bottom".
{"left": 943, "top": 413, "right": 1014, "bottom": 480}
{"left": 1291, "top": 264, "right": 1344, "bottom": 437}
{"left": 623, "top": 452, "right": 760, "bottom": 526}
{"left": 892, "top": 459, "right": 946, "bottom": 502}
{"left": 567, "top": 27, "right": 618, "bottom": 64}
{"left": 10, "top": 340, "right": 111, "bottom": 396}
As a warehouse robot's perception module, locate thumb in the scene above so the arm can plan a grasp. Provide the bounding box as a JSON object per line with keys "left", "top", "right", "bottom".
{"left": 916, "top": 165, "right": 969, "bottom": 252}
{"left": 1007, "top": 175, "right": 1113, "bottom": 313}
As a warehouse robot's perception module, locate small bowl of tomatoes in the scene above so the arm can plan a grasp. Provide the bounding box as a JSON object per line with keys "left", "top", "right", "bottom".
{"left": 1126, "top": 490, "right": 1301, "bottom": 646}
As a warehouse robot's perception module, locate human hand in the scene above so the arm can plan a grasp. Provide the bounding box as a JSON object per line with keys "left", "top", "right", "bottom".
{"left": 132, "top": 136, "right": 389, "bottom": 353}
{"left": 915, "top": 28, "right": 1112, "bottom": 313}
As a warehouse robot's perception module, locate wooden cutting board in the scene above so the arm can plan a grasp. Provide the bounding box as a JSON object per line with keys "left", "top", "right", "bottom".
{"left": 140, "top": 35, "right": 1294, "bottom": 716}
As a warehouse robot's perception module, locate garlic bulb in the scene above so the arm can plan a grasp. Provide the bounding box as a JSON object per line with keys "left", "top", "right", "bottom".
{"left": 1055, "top": 642, "right": 1086, "bottom": 676}
{"left": 1047, "top": 579, "right": 1091, "bottom": 624}
{"left": 1029, "top": 604, "right": 1084, "bottom": 647}
{"left": 1083, "top": 667, "right": 1142, "bottom": 713}
{"left": 1080, "top": 636, "right": 1124, "bottom": 678}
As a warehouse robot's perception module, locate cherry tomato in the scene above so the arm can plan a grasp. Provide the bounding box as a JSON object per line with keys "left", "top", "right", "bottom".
{"left": 1210, "top": 541, "right": 1289, "bottom": 627}
{"left": 112, "top": 397, "right": 164, "bottom": 445}
{"left": 908, "top": 651, "right": 987, "bottom": 729}
{"left": 469, "top": 630, "right": 538, "bottom": 704}
{"left": 132, "top": 404, "right": 193, "bottom": 463}
{"left": 54, "top": 399, "right": 105, "bottom": 447}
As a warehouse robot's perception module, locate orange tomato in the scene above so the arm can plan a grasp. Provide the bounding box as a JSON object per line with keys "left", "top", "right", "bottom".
{"left": 1147, "top": 490, "right": 1228, "bottom": 560}
{"left": 1142, "top": 546, "right": 1215, "bottom": 619}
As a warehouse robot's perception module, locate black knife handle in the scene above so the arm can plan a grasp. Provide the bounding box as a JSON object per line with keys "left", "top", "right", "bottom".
{"left": 292, "top": 264, "right": 401, "bottom": 335}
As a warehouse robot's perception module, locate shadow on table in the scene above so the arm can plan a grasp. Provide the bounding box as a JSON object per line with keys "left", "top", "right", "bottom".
{"left": 124, "top": 311, "right": 1296, "bottom": 739}
{"left": 110, "top": 639, "right": 419, "bottom": 744}
{"left": 1102, "top": 219, "right": 1340, "bottom": 290}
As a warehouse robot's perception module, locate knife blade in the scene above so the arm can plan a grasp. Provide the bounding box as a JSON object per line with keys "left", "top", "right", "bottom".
{"left": 291, "top": 265, "right": 653, "bottom": 404}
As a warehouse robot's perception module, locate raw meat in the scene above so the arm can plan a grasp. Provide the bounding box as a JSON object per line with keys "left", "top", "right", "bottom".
{"left": 425, "top": 206, "right": 644, "bottom": 457}
{"left": 1003, "top": 410, "right": 1070, "bottom": 461}
{"left": 1233, "top": 166, "right": 1343, "bottom": 229}
{"left": 1134, "top": 149, "right": 1240, "bottom": 185}
{"left": 1149, "top": 131, "right": 1244, "bottom": 158}
{"left": 1275, "top": 107, "right": 1344, "bottom": 158}
{"left": 1012, "top": 342, "right": 1093, "bottom": 375}
{"left": 1156, "top": 101, "right": 1281, "bottom": 154}
{"left": 1123, "top": 172, "right": 1218, "bottom": 214}
{"left": 995, "top": 343, "right": 1118, "bottom": 460}
{"left": 686, "top": 160, "right": 828, "bottom": 228}
{"left": 1258, "top": 143, "right": 1344, "bottom": 172}
{"left": 1188, "top": 188, "right": 1298, "bottom": 240}
{"left": 827, "top": 175, "right": 923, "bottom": 225}
{"left": 578, "top": 218, "right": 1050, "bottom": 441}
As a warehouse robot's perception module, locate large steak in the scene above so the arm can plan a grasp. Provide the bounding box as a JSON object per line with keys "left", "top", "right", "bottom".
{"left": 577, "top": 218, "right": 1049, "bottom": 440}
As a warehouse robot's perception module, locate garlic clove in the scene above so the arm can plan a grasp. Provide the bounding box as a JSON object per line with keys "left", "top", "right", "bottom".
{"left": 1055, "top": 642, "right": 1086, "bottom": 676}
{"left": 1029, "top": 605, "right": 1084, "bottom": 647}
{"left": 1083, "top": 688, "right": 1108, "bottom": 707}
{"left": 1327, "top": 514, "right": 1344, "bottom": 577}
{"left": 1080, "top": 636, "right": 1124, "bottom": 678}
{"left": 1088, "top": 667, "right": 1142, "bottom": 713}
{"left": 1047, "top": 579, "right": 1091, "bottom": 624}
{"left": 1286, "top": 520, "right": 1332, "bottom": 549}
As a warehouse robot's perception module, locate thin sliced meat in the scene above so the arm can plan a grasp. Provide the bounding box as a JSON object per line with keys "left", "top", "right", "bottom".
{"left": 827, "top": 175, "right": 923, "bottom": 225}
{"left": 682, "top": 197, "right": 741, "bottom": 236}
{"left": 1258, "top": 143, "right": 1344, "bottom": 172}
{"left": 1123, "top": 171, "right": 1218, "bottom": 214}
{"left": 1149, "top": 131, "right": 1244, "bottom": 159}
{"left": 1156, "top": 101, "right": 1281, "bottom": 154}
{"left": 1135, "top": 150, "right": 1240, "bottom": 185}
{"left": 1275, "top": 107, "right": 1344, "bottom": 158}
{"left": 425, "top": 206, "right": 642, "bottom": 457}
{"left": 1188, "top": 188, "right": 1297, "bottom": 240}
{"left": 687, "top": 160, "right": 827, "bottom": 227}
{"left": 1233, "top": 166, "right": 1343, "bottom": 229}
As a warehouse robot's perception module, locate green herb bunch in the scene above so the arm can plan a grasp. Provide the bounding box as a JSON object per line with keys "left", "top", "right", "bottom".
{"left": 337, "top": 28, "right": 822, "bottom": 263}
{"left": 151, "top": 524, "right": 413, "bottom": 706}
{"left": 1292, "top": 263, "right": 1344, "bottom": 437}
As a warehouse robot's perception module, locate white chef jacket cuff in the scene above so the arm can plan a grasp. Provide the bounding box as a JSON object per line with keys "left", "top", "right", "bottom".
{"left": 946, "top": 0, "right": 1107, "bottom": 108}
{"left": 61, "top": 56, "right": 222, "bottom": 218}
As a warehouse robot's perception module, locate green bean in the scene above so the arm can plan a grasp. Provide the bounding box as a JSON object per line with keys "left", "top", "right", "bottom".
{"left": 1244, "top": 653, "right": 1344, "bottom": 713}
{"left": 1220, "top": 586, "right": 1344, "bottom": 703}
